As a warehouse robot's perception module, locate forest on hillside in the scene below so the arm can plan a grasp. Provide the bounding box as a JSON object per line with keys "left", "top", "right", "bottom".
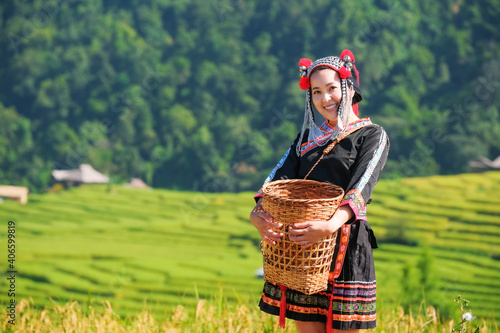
{"left": 1, "top": 0, "right": 499, "bottom": 192}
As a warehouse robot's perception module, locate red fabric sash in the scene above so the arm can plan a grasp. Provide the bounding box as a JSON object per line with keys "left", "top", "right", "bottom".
{"left": 278, "top": 284, "right": 288, "bottom": 328}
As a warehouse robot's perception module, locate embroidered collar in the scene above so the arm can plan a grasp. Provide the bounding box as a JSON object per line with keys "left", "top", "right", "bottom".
{"left": 300, "top": 118, "right": 372, "bottom": 156}
{"left": 323, "top": 118, "right": 371, "bottom": 132}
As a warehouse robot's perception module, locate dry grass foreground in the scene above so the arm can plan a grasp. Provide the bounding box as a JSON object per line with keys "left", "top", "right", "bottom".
{"left": 1, "top": 298, "right": 496, "bottom": 333}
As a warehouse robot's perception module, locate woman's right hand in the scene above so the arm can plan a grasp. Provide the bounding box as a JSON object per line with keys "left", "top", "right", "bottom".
{"left": 250, "top": 201, "right": 283, "bottom": 245}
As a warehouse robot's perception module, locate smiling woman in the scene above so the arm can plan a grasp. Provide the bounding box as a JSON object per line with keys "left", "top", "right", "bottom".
{"left": 250, "top": 50, "right": 390, "bottom": 333}
{"left": 310, "top": 67, "right": 356, "bottom": 127}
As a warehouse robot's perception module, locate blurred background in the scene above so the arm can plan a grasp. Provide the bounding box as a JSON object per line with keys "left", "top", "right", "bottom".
{"left": 0, "top": 0, "right": 499, "bottom": 331}
{"left": 1, "top": 0, "right": 499, "bottom": 193}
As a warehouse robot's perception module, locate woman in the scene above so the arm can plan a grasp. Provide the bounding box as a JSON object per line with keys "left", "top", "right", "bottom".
{"left": 250, "top": 50, "right": 389, "bottom": 332}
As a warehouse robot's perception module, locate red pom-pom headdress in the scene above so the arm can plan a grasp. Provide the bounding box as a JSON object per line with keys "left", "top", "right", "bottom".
{"left": 299, "top": 76, "right": 310, "bottom": 90}
{"left": 296, "top": 49, "right": 361, "bottom": 115}
{"left": 298, "top": 58, "right": 313, "bottom": 89}
{"left": 299, "top": 58, "right": 313, "bottom": 68}
{"left": 340, "top": 49, "right": 355, "bottom": 62}
{"left": 338, "top": 67, "right": 351, "bottom": 79}
{"left": 298, "top": 49, "right": 357, "bottom": 90}
{"left": 294, "top": 49, "right": 363, "bottom": 157}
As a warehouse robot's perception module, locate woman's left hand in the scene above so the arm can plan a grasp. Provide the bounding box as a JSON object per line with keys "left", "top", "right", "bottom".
{"left": 288, "top": 205, "right": 355, "bottom": 247}
{"left": 288, "top": 221, "right": 337, "bottom": 248}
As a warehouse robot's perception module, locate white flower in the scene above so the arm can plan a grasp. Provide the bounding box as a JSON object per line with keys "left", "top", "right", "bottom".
{"left": 462, "top": 311, "right": 475, "bottom": 322}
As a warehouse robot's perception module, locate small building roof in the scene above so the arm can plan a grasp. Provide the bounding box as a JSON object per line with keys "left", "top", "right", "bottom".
{"left": 124, "top": 178, "right": 149, "bottom": 188}
{"left": 469, "top": 155, "right": 500, "bottom": 171}
{"left": 52, "top": 164, "right": 109, "bottom": 183}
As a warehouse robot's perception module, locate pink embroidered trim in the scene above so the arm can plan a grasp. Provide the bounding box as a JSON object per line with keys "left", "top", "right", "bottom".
{"left": 340, "top": 189, "right": 366, "bottom": 221}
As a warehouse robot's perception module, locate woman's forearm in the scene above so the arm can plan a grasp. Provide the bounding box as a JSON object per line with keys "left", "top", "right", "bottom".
{"left": 328, "top": 205, "right": 355, "bottom": 233}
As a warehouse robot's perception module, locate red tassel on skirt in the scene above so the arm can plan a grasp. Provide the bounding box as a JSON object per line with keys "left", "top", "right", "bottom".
{"left": 326, "top": 285, "right": 335, "bottom": 333}
{"left": 278, "top": 284, "right": 288, "bottom": 329}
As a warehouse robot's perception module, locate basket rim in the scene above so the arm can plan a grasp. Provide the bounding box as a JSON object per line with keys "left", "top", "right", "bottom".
{"left": 261, "top": 179, "right": 344, "bottom": 203}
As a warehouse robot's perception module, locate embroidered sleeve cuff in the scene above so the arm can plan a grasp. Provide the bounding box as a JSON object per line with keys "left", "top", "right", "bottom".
{"left": 340, "top": 189, "right": 367, "bottom": 221}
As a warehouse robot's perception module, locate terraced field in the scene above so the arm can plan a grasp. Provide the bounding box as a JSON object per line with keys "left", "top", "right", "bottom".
{"left": 0, "top": 171, "right": 499, "bottom": 323}
{"left": 371, "top": 172, "right": 500, "bottom": 322}
{"left": 1, "top": 186, "right": 265, "bottom": 317}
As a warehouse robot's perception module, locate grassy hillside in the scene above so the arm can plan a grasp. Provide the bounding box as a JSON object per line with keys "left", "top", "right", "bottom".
{"left": 0, "top": 172, "right": 499, "bottom": 325}
{"left": 370, "top": 171, "right": 500, "bottom": 322}
{"left": 1, "top": 184, "right": 265, "bottom": 318}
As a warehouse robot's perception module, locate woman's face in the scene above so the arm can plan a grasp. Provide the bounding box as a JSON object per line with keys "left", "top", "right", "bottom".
{"left": 310, "top": 68, "right": 342, "bottom": 127}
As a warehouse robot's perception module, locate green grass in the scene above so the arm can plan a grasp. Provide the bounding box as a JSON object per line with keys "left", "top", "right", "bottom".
{"left": 0, "top": 171, "right": 499, "bottom": 326}
{"left": 0, "top": 186, "right": 264, "bottom": 318}
{"left": 1, "top": 298, "right": 497, "bottom": 332}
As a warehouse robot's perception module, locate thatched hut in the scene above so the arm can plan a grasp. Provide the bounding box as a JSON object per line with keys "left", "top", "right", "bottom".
{"left": 469, "top": 155, "right": 500, "bottom": 172}
{"left": 52, "top": 164, "right": 109, "bottom": 187}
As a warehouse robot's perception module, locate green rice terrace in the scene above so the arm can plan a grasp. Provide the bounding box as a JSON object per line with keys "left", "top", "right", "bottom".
{"left": 0, "top": 172, "right": 499, "bottom": 325}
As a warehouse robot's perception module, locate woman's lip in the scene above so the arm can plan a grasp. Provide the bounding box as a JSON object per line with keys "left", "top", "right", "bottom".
{"left": 324, "top": 104, "right": 338, "bottom": 111}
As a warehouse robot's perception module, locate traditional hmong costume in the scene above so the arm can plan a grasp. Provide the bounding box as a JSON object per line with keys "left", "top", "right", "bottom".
{"left": 255, "top": 50, "right": 389, "bottom": 331}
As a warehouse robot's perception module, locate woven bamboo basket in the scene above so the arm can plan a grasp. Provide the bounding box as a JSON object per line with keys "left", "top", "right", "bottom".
{"left": 260, "top": 179, "right": 344, "bottom": 295}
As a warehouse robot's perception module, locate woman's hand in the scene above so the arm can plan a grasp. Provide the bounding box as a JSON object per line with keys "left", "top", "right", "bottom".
{"left": 250, "top": 201, "right": 283, "bottom": 245}
{"left": 288, "top": 221, "right": 336, "bottom": 248}
{"left": 288, "top": 205, "right": 355, "bottom": 247}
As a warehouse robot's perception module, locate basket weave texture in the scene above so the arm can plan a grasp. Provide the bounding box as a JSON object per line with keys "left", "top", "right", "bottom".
{"left": 261, "top": 179, "right": 344, "bottom": 295}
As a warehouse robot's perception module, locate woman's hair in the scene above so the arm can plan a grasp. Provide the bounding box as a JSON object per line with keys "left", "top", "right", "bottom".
{"left": 309, "top": 65, "right": 333, "bottom": 79}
